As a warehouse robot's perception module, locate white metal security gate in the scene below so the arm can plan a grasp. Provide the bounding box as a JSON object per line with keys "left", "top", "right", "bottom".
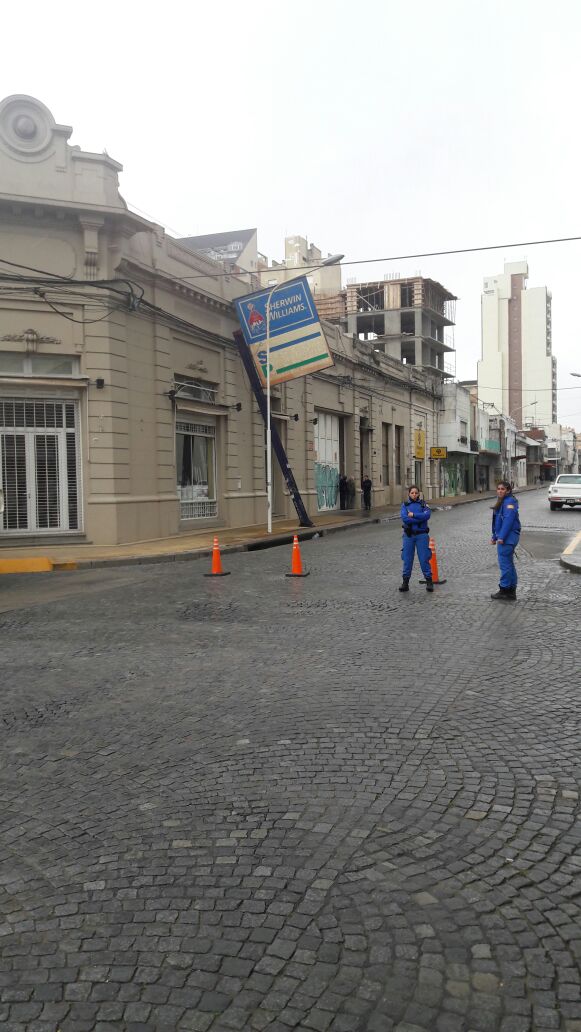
{"left": 0, "top": 398, "right": 82, "bottom": 534}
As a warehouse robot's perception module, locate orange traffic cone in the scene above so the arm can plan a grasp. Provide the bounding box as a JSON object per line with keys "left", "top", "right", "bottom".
{"left": 420, "top": 536, "right": 447, "bottom": 585}
{"left": 204, "top": 536, "right": 231, "bottom": 577}
{"left": 285, "top": 534, "right": 310, "bottom": 578}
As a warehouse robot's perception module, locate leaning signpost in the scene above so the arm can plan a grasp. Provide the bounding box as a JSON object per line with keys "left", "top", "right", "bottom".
{"left": 234, "top": 276, "right": 333, "bottom": 531}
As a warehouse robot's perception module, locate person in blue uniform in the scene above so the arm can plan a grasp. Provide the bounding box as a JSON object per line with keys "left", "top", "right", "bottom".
{"left": 399, "top": 486, "right": 433, "bottom": 593}
{"left": 490, "top": 480, "right": 521, "bottom": 600}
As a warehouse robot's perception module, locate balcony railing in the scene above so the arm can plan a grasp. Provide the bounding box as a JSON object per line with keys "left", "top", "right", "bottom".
{"left": 482, "top": 439, "right": 501, "bottom": 453}
{"left": 470, "top": 438, "right": 479, "bottom": 452}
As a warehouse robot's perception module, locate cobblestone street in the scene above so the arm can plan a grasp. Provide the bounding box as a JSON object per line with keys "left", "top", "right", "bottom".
{"left": 1, "top": 490, "right": 580, "bottom": 1032}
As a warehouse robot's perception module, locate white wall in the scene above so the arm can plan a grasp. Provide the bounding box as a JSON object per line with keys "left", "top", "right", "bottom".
{"left": 521, "top": 286, "right": 553, "bottom": 427}
{"left": 438, "top": 384, "right": 472, "bottom": 452}
{"left": 478, "top": 272, "right": 511, "bottom": 413}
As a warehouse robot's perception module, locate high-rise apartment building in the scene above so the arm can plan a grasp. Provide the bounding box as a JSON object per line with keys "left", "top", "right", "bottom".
{"left": 478, "top": 261, "right": 556, "bottom": 428}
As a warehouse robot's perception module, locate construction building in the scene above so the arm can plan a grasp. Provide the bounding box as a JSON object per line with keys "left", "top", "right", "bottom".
{"left": 312, "top": 275, "right": 457, "bottom": 379}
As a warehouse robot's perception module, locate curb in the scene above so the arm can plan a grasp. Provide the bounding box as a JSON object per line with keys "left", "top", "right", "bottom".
{"left": 559, "top": 554, "right": 581, "bottom": 574}
{"left": 0, "top": 488, "right": 540, "bottom": 574}
{"left": 0, "top": 557, "right": 54, "bottom": 575}
{"left": 74, "top": 517, "right": 391, "bottom": 570}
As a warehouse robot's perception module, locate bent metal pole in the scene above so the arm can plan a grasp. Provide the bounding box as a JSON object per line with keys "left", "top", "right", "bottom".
{"left": 265, "top": 285, "right": 275, "bottom": 534}
{"left": 233, "top": 330, "right": 313, "bottom": 529}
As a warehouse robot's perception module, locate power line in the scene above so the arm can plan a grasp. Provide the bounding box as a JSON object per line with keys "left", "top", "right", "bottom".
{"left": 6, "top": 277, "right": 580, "bottom": 394}
{"left": 174, "top": 233, "right": 581, "bottom": 283}
{"left": 37, "top": 293, "right": 124, "bottom": 325}
{"left": 0, "top": 258, "right": 143, "bottom": 303}
{"left": 475, "top": 384, "right": 580, "bottom": 392}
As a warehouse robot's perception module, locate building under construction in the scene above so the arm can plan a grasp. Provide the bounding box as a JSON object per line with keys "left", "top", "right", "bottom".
{"left": 316, "top": 275, "right": 457, "bottom": 378}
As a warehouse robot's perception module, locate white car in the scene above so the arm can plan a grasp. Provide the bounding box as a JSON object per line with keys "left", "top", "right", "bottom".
{"left": 548, "top": 474, "right": 581, "bottom": 510}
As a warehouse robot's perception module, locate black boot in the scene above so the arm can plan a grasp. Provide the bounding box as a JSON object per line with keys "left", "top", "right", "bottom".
{"left": 505, "top": 586, "right": 517, "bottom": 600}
{"left": 399, "top": 577, "right": 410, "bottom": 592}
{"left": 491, "top": 587, "right": 510, "bottom": 600}
{"left": 425, "top": 578, "right": 434, "bottom": 593}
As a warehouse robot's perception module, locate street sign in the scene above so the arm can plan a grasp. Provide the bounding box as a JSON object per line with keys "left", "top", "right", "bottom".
{"left": 414, "top": 429, "right": 426, "bottom": 459}
{"left": 234, "top": 276, "right": 334, "bottom": 386}
{"left": 430, "top": 446, "right": 448, "bottom": 459}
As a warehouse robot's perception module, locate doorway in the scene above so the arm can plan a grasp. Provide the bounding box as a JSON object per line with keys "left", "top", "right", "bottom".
{"left": 314, "top": 412, "right": 340, "bottom": 511}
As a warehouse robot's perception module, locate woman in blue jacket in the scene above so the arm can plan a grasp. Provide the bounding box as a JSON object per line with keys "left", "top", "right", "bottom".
{"left": 490, "top": 480, "right": 521, "bottom": 600}
{"left": 399, "top": 486, "right": 433, "bottom": 593}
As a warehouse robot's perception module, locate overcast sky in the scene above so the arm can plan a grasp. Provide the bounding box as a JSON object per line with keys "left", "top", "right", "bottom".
{"left": 3, "top": 0, "right": 581, "bottom": 428}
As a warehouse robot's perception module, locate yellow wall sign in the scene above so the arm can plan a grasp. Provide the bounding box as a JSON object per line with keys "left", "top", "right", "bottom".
{"left": 414, "top": 429, "right": 426, "bottom": 459}
{"left": 430, "top": 446, "right": 448, "bottom": 459}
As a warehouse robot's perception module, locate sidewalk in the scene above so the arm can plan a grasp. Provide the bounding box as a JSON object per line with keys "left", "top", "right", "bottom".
{"left": 0, "top": 486, "right": 541, "bottom": 573}
{"left": 560, "top": 527, "right": 581, "bottom": 574}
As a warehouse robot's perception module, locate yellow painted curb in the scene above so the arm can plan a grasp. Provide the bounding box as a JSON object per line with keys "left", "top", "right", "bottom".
{"left": 0, "top": 557, "right": 53, "bottom": 574}
{"left": 563, "top": 528, "right": 581, "bottom": 556}
{"left": 53, "top": 561, "right": 78, "bottom": 571}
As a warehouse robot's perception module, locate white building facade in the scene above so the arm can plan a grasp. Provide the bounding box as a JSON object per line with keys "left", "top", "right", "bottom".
{"left": 478, "top": 261, "right": 556, "bottom": 429}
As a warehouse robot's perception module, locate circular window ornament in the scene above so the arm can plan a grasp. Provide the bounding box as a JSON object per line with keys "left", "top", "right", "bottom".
{"left": 13, "top": 114, "right": 38, "bottom": 140}
{"left": 0, "top": 95, "right": 56, "bottom": 155}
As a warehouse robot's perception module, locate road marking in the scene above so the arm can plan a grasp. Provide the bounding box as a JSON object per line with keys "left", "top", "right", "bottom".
{"left": 563, "top": 528, "right": 581, "bottom": 556}
{"left": 0, "top": 557, "right": 53, "bottom": 574}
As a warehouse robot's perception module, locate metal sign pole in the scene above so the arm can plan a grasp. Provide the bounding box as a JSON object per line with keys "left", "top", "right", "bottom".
{"left": 266, "top": 288, "right": 273, "bottom": 534}
{"left": 233, "top": 331, "right": 313, "bottom": 528}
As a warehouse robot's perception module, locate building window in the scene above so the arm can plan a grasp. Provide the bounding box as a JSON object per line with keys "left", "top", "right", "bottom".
{"left": 401, "top": 284, "right": 414, "bottom": 308}
{"left": 174, "top": 376, "right": 218, "bottom": 404}
{"left": 0, "top": 398, "right": 81, "bottom": 534}
{"left": 395, "top": 426, "right": 404, "bottom": 485}
{"left": 0, "top": 352, "right": 79, "bottom": 376}
{"left": 382, "top": 423, "right": 390, "bottom": 485}
{"left": 401, "top": 312, "right": 415, "bottom": 335}
{"left": 176, "top": 421, "right": 217, "bottom": 519}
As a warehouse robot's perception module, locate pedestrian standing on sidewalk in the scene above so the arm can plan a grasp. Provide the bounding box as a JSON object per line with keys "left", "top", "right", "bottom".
{"left": 339, "top": 473, "right": 348, "bottom": 510}
{"left": 490, "top": 480, "right": 521, "bottom": 601}
{"left": 361, "top": 473, "right": 372, "bottom": 512}
{"left": 399, "top": 486, "right": 433, "bottom": 593}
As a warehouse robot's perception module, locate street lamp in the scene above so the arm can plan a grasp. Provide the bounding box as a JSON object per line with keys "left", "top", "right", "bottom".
{"left": 263, "top": 253, "right": 343, "bottom": 533}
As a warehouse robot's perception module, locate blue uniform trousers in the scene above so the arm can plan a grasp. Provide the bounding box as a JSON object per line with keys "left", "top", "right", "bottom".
{"left": 497, "top": 542, "right": 517, "bottom": 589}
{"left": 402, "top": 533, "right": 432, "bottom": 579}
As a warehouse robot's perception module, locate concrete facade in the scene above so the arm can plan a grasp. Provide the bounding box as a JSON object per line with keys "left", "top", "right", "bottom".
{"left": 345, "top": 276, "right": 457, "bottom": 378}
{"left": 478, "top": 260, "right": 556, "bottom": 428}
{"left": 437, "top": 383, "right": 475, "bottom": 495}
{"left": 0, "top": 96, "right": 441, "bottom": 547}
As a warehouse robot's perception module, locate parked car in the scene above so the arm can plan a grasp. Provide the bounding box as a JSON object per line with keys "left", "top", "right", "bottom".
{"left": 548, "top": 474, "right": 581, "bottom": 509}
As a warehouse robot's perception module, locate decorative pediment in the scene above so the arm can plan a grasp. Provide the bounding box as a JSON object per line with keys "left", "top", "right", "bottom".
{"left": 1, "top": 329, "right": 61, "bottom": 352}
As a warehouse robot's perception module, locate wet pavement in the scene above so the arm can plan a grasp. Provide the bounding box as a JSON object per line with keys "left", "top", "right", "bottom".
{"left": 0, "top": 490, "right": 580, "bottom": 1032}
